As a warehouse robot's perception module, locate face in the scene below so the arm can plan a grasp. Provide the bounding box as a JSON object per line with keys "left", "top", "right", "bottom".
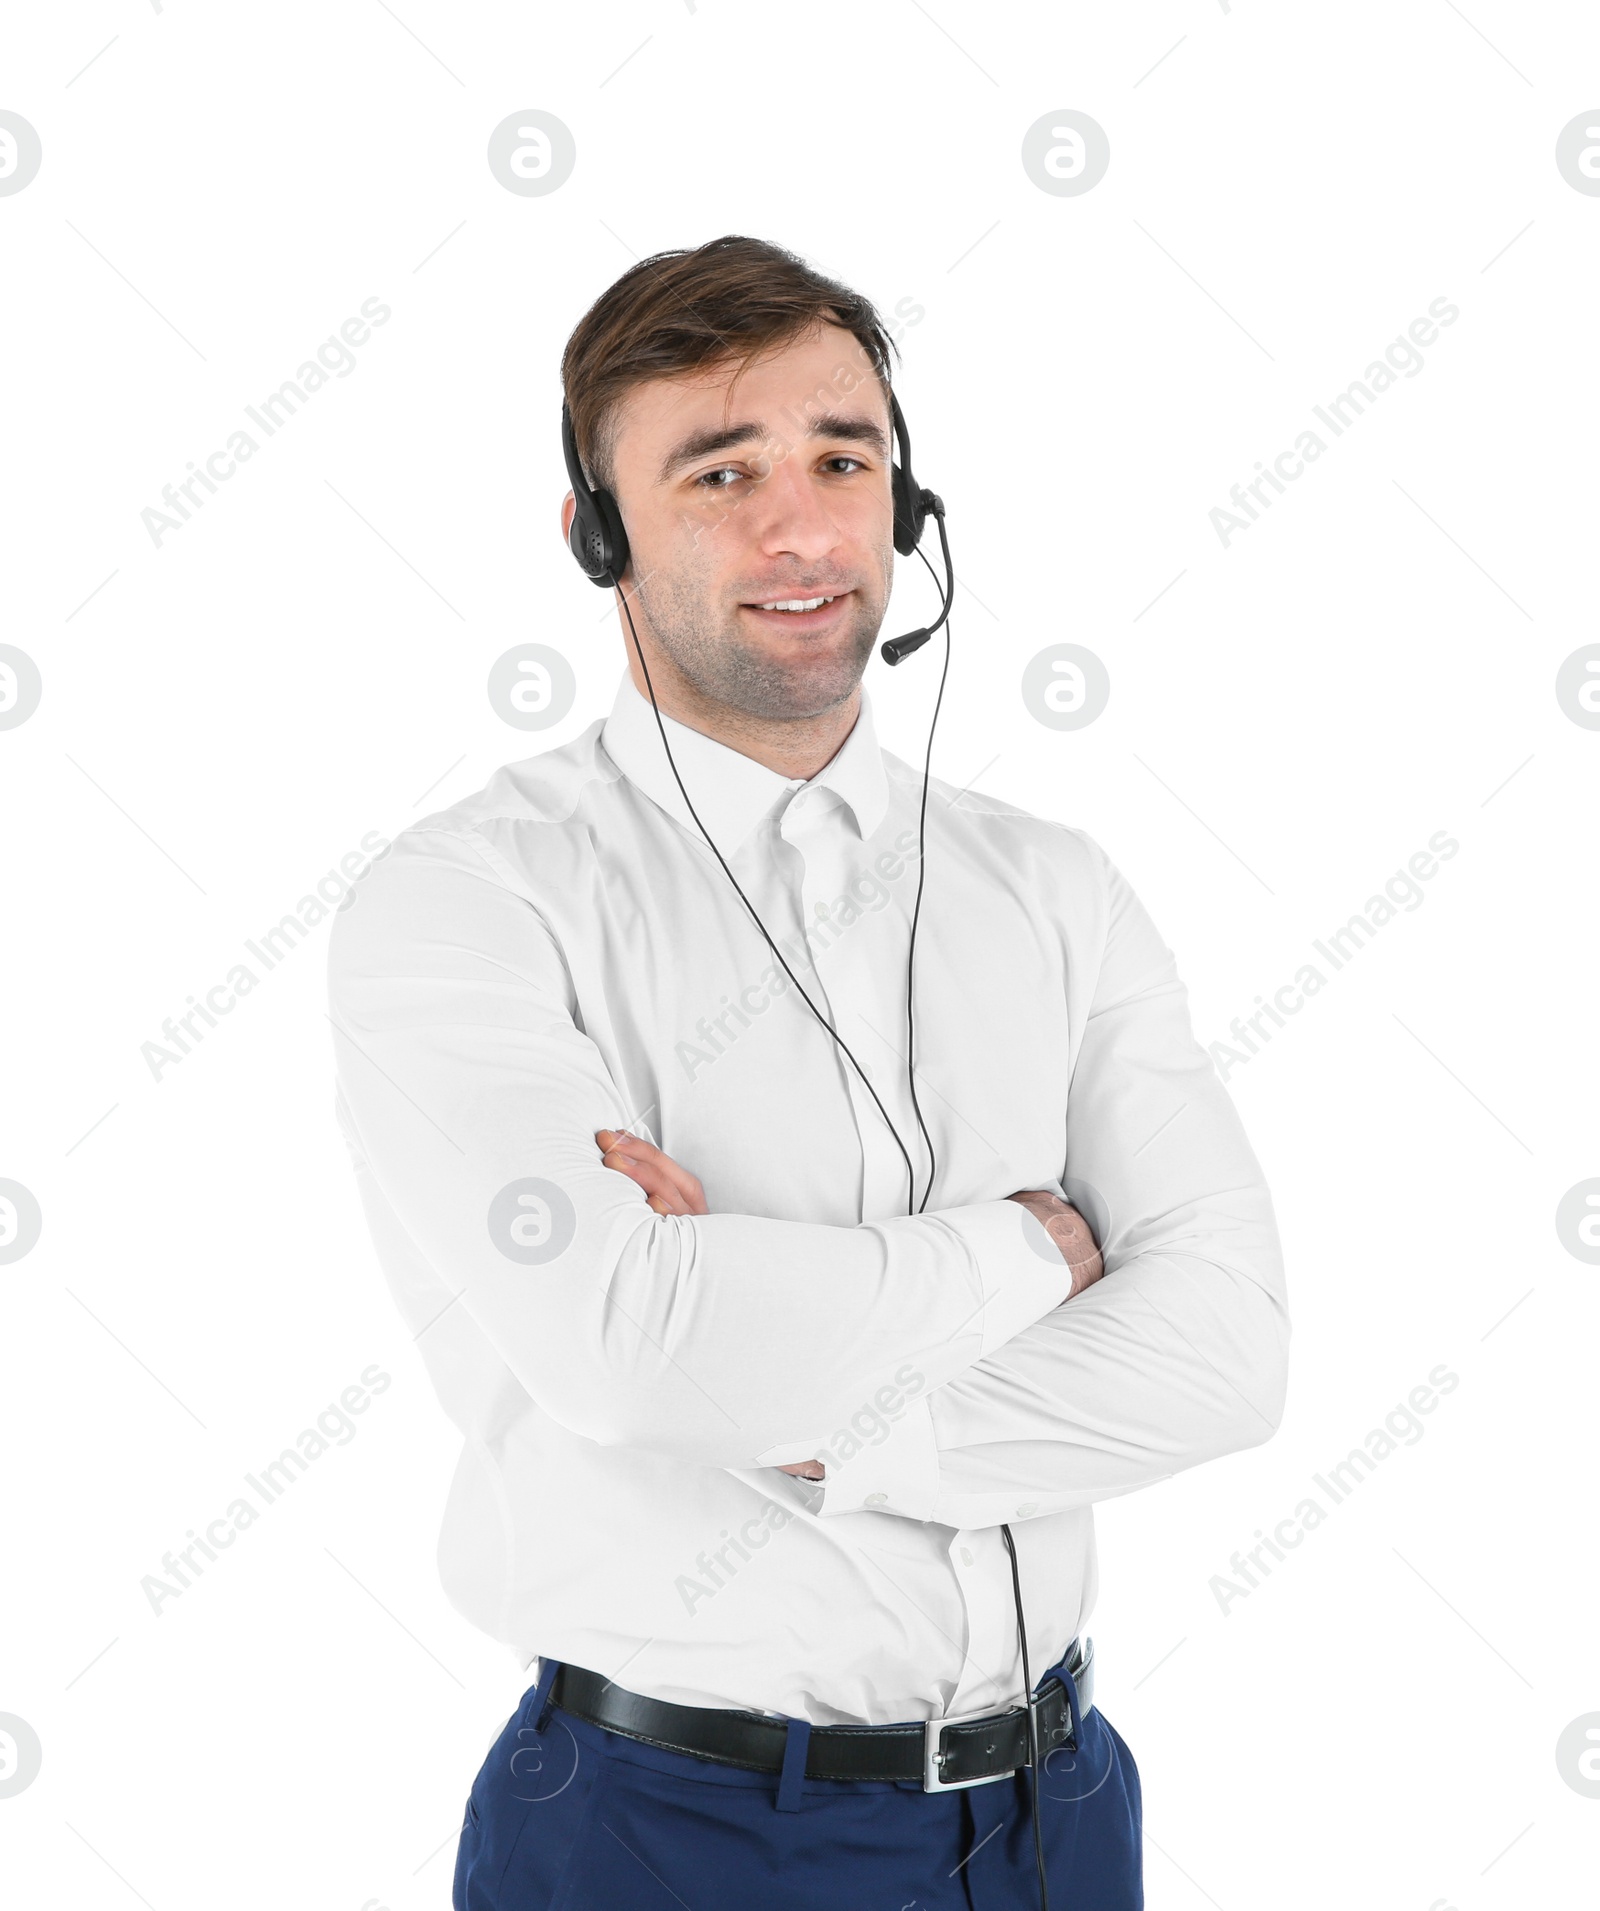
{"left": 569, "top": 322, "right": 896, "bottom": 723}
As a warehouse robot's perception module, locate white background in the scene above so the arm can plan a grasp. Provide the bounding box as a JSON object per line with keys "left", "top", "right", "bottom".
{"left": 3, "top": 2, "right": 1597, "bottom": 1906}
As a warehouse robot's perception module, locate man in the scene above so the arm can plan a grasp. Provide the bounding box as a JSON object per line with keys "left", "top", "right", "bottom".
{"left": 327, "top": 234, "right": 1289, "bottom": 1909}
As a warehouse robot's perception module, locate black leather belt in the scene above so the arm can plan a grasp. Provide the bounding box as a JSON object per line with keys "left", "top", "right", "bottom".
{"left": 550, "top": 1638, "right": 1093, "bottom": 1792}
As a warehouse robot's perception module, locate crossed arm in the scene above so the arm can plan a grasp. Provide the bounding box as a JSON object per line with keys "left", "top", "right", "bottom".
{"left": 592, "top": 1125, "right": 1107, "bottom": 1480}
{"left": 328, "top": 822, "right": 1288, "bottom": 1527}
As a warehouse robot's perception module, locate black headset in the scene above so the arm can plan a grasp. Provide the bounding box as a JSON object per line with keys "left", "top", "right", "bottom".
{"left": 559, "top": 387, "right": 1053, "bottom": 1910}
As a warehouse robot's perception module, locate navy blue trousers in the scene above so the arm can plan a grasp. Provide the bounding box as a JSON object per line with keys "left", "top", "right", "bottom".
{"left": 453, "top": 1650, "right": 1143, "bottom": 1909}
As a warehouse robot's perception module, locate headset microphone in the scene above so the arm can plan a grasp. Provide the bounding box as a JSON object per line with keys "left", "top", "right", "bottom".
{"left": 561, "top": 383, "right": 1054, "bottom": 1911}
{"left": 880, "top": 494, "right": 953, "bottom": 666}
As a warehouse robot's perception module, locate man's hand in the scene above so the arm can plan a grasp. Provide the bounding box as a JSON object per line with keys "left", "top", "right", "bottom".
{"left": 594, "top": 1127, "right": 823, "bottom": 1477}
{"left": 595, "top": 1129, "right": 709, "bottom": 1216}
{"left": 1006, "top": 1190, "right": 1105, "bottom": 1296}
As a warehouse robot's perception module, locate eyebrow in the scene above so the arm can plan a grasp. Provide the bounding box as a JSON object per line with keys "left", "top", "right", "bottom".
{"left": 654, "top": 411, "right": 890, "bottom": 484}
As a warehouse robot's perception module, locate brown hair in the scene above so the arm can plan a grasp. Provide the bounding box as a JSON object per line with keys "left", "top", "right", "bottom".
{"left": 560, "top": 234, "right": 898, "bottom": 493}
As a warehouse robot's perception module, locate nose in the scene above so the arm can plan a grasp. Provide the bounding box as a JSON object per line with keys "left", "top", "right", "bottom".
{"left": 749, "top": 455, "right": 846, "bottom": 565}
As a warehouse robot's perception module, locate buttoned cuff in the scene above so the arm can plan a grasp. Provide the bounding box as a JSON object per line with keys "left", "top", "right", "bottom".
{"left": 815, "top": 1391, "right": 940, "bottom": 1520}
{"left": 931, "top": 1197, "right": 1073, "bottom": 1358}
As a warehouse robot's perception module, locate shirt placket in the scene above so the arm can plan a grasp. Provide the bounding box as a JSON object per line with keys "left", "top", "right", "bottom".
{"left": 780, "top": 789, "right": 911, "bottom": 1222}
{"left": 946, "top": 1527, "right": 1024, "bottom": 1714}
{"left": 783, "top": 784, "right": 1004, "bottom": 1716}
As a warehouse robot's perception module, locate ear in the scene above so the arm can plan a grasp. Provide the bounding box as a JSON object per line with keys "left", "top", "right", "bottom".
{"left": 559, "top": 489, "right": 576, "bottom": 548}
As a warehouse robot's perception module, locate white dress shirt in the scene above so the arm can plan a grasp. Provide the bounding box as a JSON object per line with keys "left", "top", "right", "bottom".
{"left": 326, "top": 665, "right": 1289, "bottom": 1727}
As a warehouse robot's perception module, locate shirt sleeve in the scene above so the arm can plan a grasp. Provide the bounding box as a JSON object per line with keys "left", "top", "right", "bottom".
{"left": 814, "top": 830, "right": 1290, "bottom": 1527}
{"left": 326, "top": 824, "right": 1073, "bottom": 1471}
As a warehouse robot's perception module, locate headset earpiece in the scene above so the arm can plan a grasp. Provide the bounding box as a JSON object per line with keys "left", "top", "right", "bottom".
{"left": 561, "top": 401, "right": 630, "bottom": 589}
{"left": 889, "top": 390, "right": 933, "bottom": 557}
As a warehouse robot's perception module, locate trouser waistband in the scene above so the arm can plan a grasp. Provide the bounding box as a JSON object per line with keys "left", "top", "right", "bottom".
{"left": 536, "top": 1637, "right": 1095, "bottom": 1793}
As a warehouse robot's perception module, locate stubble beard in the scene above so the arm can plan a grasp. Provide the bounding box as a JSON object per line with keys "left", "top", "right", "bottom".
{"left": 629, "top": 557, "right": 891, "bottom": 723}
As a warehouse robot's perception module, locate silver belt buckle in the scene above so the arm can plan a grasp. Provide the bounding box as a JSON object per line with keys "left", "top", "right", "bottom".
{"left": 923, "top": 1704, "right": 1017, "bottom": 1792}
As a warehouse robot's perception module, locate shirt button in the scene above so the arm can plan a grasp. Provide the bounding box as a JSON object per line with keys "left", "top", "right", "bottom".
{"left": 959, "top": 1546, "right": 974, "bottom": 1567}
{"left": 1015, "top": 1503, "right": 1038, "bottom": 1518}
{"left": 864, "top": 1491, "right": 888, "bottom": 1507}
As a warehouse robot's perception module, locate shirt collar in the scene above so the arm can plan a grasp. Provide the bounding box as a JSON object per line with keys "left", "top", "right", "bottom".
{"left": 599, "top": 665, "right": 890, "bottom": 856}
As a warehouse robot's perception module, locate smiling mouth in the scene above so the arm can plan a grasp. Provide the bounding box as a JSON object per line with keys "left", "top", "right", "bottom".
{"left": 740, "top": 590, "right": 853, "bottom": 629}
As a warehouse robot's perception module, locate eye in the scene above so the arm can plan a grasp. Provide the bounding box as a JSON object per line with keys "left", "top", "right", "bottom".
{"left": 693, "top": 466, "right": 744, "bottom": 490}
{"left": 822, "top": 455, "right": 867, "bottom": 474}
